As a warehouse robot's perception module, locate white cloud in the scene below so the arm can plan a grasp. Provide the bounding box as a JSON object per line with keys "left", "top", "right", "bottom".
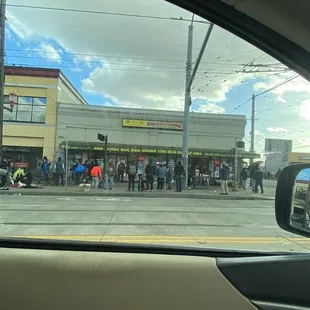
{"left": 267, "top": 127, "right": 289, "bottom": 133}
{"left": 254, "top": 74, "right": 310, "bottom": 97}
{"left": 195, "top": 102, "right": 225, "bottom": 114}
{"left": 6, "top": 0, "right": 277, "bottom": 110}
{"left": 299, "top": 138, "right": 310, "bottom": 146}
{"left": 275, "top": 96, "right": 287, "bottom": 103}
{"left": 300, "top": 100, "right": 310, "bottom": 120}
{"left": 255, "top": 130, "right": 264, "bottom": 136}
{"left": 6, "top": 11, "right": 32, "bottom": 40}
{"left": 30, "top": 43, "right": 63, "bottom": 62}
{"left": 69, "top": 67, "right": 82, "bottom": 73}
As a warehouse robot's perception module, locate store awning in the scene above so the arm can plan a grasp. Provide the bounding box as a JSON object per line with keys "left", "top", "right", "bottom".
{"left": 59, "top": 141, "right": 260, "bottom": 159}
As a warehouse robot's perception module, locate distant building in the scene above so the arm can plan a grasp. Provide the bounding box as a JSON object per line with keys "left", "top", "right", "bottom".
{"left": 264, "top": 138, "right": 293, "bottom": 174}
{"left": 2, "top": 66, "right": 87, "bottom": 172}
{"left": 289, "top": 152, "right": 310, "bottom": 164}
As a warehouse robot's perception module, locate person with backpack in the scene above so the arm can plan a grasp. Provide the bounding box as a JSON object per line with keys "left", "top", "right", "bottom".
{"left": 54, "top": 157, "right": 65, "bottom": 186}
{"left": 74, "top": 161, "right": 85, "bottom": 185}
{"left": 145, "top": 160, "right": 156, "bottom": 192}
{"left": 117, "top": 161, "right": 125, "bottom": 183}
{"left": 156, "top": 163, "right": 166, "bottom": 191}
{"left": 127, "top": 161, "right": 137, "bottom": 191}
{"left": 104, "top": 159, "right": 116, "bottom": 190}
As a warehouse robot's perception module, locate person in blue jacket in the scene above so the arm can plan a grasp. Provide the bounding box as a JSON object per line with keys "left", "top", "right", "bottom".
{"left": 41, "top": 156, "right": 50, "bottom": 183}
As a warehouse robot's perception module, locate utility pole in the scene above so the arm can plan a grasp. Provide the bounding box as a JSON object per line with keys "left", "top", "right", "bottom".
{"left": 65, "top": 127, "right": 69, "bottom": 189}
{"left": 181, "top": 17, "right": 194, "bottom": 190}
{"left": 0, "top": 0, "right": 6, "bottom": 163}
{"left": 249, "top": 93, "right": 255, "bottom": 165}
{"left": 233, "top": 139, "right": 238, "bottom": 192}
{"left": 182, "top": 19, "right": 214, "bottom": 189}
{"left": 104, "top": 135, "right": 108, "bottom": 176}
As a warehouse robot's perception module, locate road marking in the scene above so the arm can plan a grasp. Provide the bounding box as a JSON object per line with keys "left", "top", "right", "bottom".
{"left": 91, "top": 197, "right": 131, "bottom": 202}
{"left": 7, "top": 235, "right": 310, "bottom": 244}
{"left": 57, "top": 198, "right": 76, "bottom": 201}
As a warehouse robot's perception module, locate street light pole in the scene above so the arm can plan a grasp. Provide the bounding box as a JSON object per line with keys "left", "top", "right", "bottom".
{"left": 233, "top": 138, "right": 238, "bottom": 192}
{"left": 250, "top": 93, "right": 255, "bottom": 165}
{"left": 181, "top": 19, "right": 194, "bottom": 190}
{"left": 65, "top": 127, "right": 68, "bottom": 189}
{"left": 0, "top": 0, "right": 6, "bottom": 163}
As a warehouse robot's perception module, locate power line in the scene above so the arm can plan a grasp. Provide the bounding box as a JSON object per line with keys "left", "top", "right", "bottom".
{"left": 228, "top": 74, "right": 299, "bottom": 114}
{"left": 6, "top": 48, "right": 261, "bottom": 65}
{"left": 228, "top": 97, "right": 252, "bottom": 115}
{"left": 255, "top": 74, "right": 299, "bottom": 98}
{"left": 5, "top": 54, "right": 261, "bottom": 68}
{"left": 7, "top": 4, "right": 210, "bottom": 24}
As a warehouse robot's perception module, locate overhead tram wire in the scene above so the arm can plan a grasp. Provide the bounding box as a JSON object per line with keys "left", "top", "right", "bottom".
{"left": 7, "top": 4, "right": 210, "bottom": 24}
{"left": 227, "top": 74, "right": 300, "bottom": 114}
{"left": 5, "top": 54, "right": 266, "bottom": 69}
{"left": 6, "top": 47, "right": 263, "bottom": 65}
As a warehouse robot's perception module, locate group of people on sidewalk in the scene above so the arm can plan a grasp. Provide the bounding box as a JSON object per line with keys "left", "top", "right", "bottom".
{"left": 219, "top": 163, "right": 265, "bottom": 195}
{"left": 122, "top": 160, "right": 185, "bottom": 192}
{"left": 39, "top": 155, "right": 268, "bottom": 196}
{"left": 80, "top": 158, "right": 187, "bottom": 192}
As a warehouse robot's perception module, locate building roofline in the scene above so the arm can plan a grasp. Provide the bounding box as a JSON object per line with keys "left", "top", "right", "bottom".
{"left": 58, "top": 103, "right": 246, "bottom": 119}
{"left": 4, "top": 66, "right": 88, "bottom": 105}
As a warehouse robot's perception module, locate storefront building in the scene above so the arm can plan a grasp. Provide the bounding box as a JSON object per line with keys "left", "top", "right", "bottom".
{"left": 2, "top": 66, "right": 87, "bottom": 172}
{"left": 289, "top": 152, "right": 310, "bottom": 164}
{"left": 56, "top": 104, "right": 259, "bottom": 181}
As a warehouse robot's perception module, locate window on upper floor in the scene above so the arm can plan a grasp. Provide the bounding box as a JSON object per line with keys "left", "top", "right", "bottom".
{"left": 3, "top": 96, "right": 47, "bottom": 123}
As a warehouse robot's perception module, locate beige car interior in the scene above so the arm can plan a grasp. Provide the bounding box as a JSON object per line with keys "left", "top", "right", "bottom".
{"left": 0, "top": 248, "right": 257, "bottom": 310}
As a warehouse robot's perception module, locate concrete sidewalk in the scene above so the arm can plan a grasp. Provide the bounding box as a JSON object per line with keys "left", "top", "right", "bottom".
{"left": 0, "top": 183, "right": 275, "bottom": 200}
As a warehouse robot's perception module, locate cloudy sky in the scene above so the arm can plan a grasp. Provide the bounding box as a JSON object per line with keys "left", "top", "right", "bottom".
{"left": 4, "top": 0, "right": 310, "bottom": 154}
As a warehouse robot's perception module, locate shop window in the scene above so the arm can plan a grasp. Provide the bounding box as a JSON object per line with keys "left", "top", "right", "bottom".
{"left": 3, "top": 96, "right": 47, "bottom": 123}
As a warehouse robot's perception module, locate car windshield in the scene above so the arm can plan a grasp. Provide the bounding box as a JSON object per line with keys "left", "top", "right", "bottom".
{"left": 1, "top": 0, "right": 310, "bottom": 253}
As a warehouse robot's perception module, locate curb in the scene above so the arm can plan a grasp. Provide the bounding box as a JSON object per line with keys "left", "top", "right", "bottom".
{"left": 0, "top": 190, "right": 275, "bottom": 201}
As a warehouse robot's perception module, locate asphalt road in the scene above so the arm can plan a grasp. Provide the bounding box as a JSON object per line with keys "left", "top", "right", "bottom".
{"left": 1, "top": 193, "right": 309, "bottom": 253}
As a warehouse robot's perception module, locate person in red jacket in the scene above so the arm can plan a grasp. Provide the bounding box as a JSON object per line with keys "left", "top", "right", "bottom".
{"left": 90, "top": 162, "right": 102, "bottom": 189}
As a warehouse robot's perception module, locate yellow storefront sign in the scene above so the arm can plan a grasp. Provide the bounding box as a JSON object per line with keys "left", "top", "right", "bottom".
{"left": 122, "top": 119, "right": 183, "bottom": 130}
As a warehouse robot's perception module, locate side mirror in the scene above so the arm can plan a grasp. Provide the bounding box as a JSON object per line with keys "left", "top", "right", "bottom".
{"left": 276, "top": 164, "right": 310, "bottom": 237}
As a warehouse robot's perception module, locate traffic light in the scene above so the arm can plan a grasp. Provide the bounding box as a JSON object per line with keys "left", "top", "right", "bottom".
{"left": 237, "top": 141, "right": 245, "bottom": 148}
{"left": 97, "top": 133, "right": 106, "bottom": 142}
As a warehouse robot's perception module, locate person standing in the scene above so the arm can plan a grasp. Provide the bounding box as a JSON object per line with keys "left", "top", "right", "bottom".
{"left": 127, "top": 161, "right": 137, "bottom": 191}
{"left": 220, "top": 164, "right": 229, "bottom": 195}
{"left": 250, "top": 165, "right": 259, "bottom": 192}
{"left": 54, "top": 157, "right": 65, "bottom": 186}
{"left": 275, "top": 168, "right": 281, "bottom": 181}
{"left": 145, "top": 160, "right": 156, "bottom": 192}
{"left": 90, "top": 162, "right": 102, "bottom": 189}
{"left": 41, "top": 156, "right": 50, "bottom": 184}
{"left": 104, "top": 159, "right": 116, "bottom": 190}
{"left": 166, "top": 164, "right": 173, "bottom": 190}
{"left": 240, "top": 165, "right": 248, "bottom": 190}
{"left": 254, "top": 166, "right": 264, "bottom": 194}
{"left": 156, "top": 163, "right": 166, "bottom": 191}
{"left": 174, "top": 161, "right": 185, "bottom": 192}
{"left": 117, "top": 161, "right": 125, "bottom": 183}
{"left": 137, "top": 159, "right": 144, "bottom": 191}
